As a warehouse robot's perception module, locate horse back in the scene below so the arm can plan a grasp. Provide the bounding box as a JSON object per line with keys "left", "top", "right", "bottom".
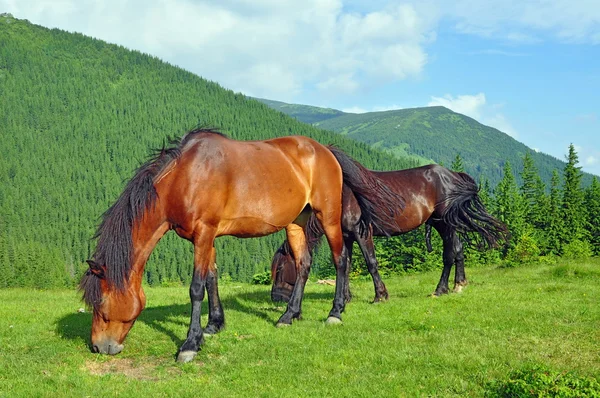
{"left": 368, "top": 164, "right": 455, "bottom": 233}
{"left": 156, "top": 134, "right": 341, "bottom": 238}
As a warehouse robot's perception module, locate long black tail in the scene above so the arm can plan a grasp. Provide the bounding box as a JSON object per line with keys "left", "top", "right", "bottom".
{"left": 442, "top": 172, "right": 508, "bottom": 249}
{"left": 328, "top": 146, "right": 404, "bottom": 235}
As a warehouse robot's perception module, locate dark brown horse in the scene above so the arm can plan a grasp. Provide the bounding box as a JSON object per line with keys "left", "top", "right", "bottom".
{"left": 80, "top": 129, "right": 402, "bottom": 363}
{"left": 271, "top": 162, "right": 506, "bottom": 303}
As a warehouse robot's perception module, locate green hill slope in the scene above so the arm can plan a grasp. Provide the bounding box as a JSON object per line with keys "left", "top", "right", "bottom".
{"left": 0, "top": 14, "right": 418, "bottom": 287}
{"left": 259, "top": 100, "right": 595, "bottom": 186}
{"left": 253, "top": 97, "right": 346, "bottom": 124}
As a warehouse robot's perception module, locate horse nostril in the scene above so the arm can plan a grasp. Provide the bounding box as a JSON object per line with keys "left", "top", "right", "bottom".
{"left": 92, "top": 344, "right": 100, "bottom": 353}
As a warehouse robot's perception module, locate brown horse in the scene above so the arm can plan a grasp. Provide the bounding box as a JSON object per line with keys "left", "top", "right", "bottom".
{"left": 271, "top": 161, "right": 507, "bottom": 303}
{"left": 80, "top": 129, "right": 402, "bottom": 363}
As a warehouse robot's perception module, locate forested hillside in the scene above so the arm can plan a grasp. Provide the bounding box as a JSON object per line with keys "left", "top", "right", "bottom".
{"left": 258, "top": 100, "right": 596, "bottom": 187}
{"left": 0, "top": 14, "right": 419, "bottom": 288}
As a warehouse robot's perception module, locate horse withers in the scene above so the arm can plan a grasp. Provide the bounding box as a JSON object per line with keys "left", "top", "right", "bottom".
{"left": 80, "top": 129, "right": 402, "bottom": 362}
{"left": 271, "top": 163, "right": 507, "bottom": 303}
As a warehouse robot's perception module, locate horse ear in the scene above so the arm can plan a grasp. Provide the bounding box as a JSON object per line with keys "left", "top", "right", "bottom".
{"left": 86, "top": 260, "right": 106, "bottom": 278}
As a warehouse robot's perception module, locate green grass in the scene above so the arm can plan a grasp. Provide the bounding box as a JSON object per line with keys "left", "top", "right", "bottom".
{"left": 1, "top": 260, "right": 599, "bottom": 397}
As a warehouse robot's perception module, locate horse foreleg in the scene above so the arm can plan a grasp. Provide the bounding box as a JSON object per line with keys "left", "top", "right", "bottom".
{"left": 453, "top": 236, "right": 467, "bottom": 293}
{"left": 355, "top": 227, "right": 388, "bottom": 302}
{"left": 177, "top": 231, "right": 215, "bottom": 363}
{"left": 276, "top": 224, "right": 311, "bottom": 326}
{"left": 204, "top": 247, "right": 225, "bottom": 335}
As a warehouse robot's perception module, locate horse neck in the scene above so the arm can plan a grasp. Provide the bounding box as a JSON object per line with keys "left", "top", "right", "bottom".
{"left": 129, "top": 203, "right": 169, "bottom": 279}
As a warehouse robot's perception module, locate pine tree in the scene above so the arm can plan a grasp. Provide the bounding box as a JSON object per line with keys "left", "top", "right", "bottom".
{"left": 585, "top": 177, "right": 600, "bottom": 255}
{"left": 561, "top": 144, "right": 586, "bottom": 243}
{"left": 546, "top": 170, "right": 564, "bottom": 254}
{"left": 478, "top": 177, "right": 493, "bottom": 210}
{"left": 520, "top": 152, "right": 547, "bottom": 228}
{"left": 494, "top": 161, "right": 525, "bottom": 249}
{"left": 451, "top": 154, "right": 465, "bottom": 173}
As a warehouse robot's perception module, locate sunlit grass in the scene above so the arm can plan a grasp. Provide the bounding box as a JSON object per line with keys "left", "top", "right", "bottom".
{"left": 1, "top": 259, "right": 599, "bottom": 397}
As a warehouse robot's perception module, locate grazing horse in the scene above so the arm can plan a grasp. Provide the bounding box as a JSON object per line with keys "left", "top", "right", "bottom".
{"left": 80, "top": 129, "right": 403, "bottom": 363}
{"left": 271, "top": 163, "right": 507, "bottom": 303}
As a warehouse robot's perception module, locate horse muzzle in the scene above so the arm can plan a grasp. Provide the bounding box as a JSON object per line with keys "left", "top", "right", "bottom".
{"left": 92, "top": 338, "right": 124, "bottom": 355}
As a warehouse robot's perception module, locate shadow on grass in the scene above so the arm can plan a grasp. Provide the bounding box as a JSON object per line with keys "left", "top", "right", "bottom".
{"left": 56, "top": 289, "right": 335, "bottom": 350}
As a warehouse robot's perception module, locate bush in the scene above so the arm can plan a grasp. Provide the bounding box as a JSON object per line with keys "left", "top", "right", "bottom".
{"left": 507, "top": 232, "right": 541, "bottom": 263}
{"left": 251, "top": 271, "right": 272, "bottom": 285}
{"left": 562, "top": 239, "right": 593, "bottom": 259}
{"left": 485, "top": 365, "right": 600, "bottom": 397}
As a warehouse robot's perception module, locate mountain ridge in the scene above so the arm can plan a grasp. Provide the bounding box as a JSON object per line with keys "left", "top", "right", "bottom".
{"left": 255, "top": 98, "right": 595, "bottom": 186}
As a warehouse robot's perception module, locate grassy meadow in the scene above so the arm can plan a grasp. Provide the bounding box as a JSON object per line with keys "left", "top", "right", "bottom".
{"left": 1, "top": 259, "right": 599, "bottom": 397}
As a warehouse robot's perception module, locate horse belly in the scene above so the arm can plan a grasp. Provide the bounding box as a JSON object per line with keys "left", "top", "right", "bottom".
{"left": 396, "top": 196, "right": 435, "bottom": 232}
{"left": 218, "top": 217, "right": 285, "bottom": 238}
{"left": 217, "top": 184, "right": 309, "bottom": 238}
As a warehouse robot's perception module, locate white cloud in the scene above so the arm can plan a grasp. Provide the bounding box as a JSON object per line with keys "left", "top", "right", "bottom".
{"left": 428, "top": 93, "right": 518, "bottom": 138}
{"left": 428, "top": 93, "right": 486, "bottom": 120}
{"left": 1, "top": 0, "right": 438, "bottom": 100}
{"left": 317, "top": 74, "right": 360, "bottom": 95}
{"left": 586, "top": 156, "right": 598, "bottom": 166}
{"left": 4, "top": 0, "right": 598, "bottom": 104}
{"left": 341, "top": 104, "right": 402, "bottom": 114}
{"left": 342, "top": 106, "right": 369, "bottom": 114}
{"left": 441, "top": 0, "right": 600, "bottom": 44}
{"left": 373, "top": 104, "right": 403, "bottom": 112}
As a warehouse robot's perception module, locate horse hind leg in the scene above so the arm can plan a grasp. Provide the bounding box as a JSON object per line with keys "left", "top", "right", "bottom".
{"left": 343, "top": 237, "right": 353, "bottom": 303}
{"left": 204, "top": 247, "right": 225, "bottom": 335}
{"left": 433, "top": 227, "right": 455, "bottom": 297}
{"left": 276, "top": 223, "right": 312, "bottom": 326}
{"left": 317, "top": 216, "right": 348, "bottom": 325}
{"left": 355, "top": 226, "right": 388, "bottom": 302}
{"left": 453, "top": 236, "right": 467, "bottom": 293}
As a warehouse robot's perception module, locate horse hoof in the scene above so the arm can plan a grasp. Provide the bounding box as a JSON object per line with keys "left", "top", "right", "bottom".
{"left": 276, "top": 322, "right": 291, "bottom": 328}
{"left": 453, "top": 285, "right": 464, "bottom": 293}
{"left": 204, "top": 324, "right": 223, "bottom": 336}
{"left": 176, "top": 350, "right": 197, "bottom": 363}
{"left": 372, "top": 296, "right": 388, "bottom": 304}
{"left": 325, "top": 316, "right": 343, "bottom": 325}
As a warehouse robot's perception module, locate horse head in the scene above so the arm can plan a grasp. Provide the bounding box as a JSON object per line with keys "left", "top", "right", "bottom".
{"left": 83, "top": 260, "right": 146, "bottom": 355}
{"left": 270, "top": 245, "right": 297, "bottom": 303}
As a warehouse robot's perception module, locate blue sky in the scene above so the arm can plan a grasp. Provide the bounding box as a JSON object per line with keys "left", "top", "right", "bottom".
{"left": 2, "top": 0, "right": 599, "bottom": 176}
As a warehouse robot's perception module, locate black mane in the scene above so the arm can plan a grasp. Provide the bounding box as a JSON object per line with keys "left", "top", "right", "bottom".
{"left": 80, "top": 128, "right": 224, "bottom": 307}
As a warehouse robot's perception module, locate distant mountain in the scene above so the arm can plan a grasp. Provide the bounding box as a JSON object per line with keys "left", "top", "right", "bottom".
{"left": 257, "top": 99, "right": 596, "bottom": 186}
{"left": 254, "top": 97, "right": 346, "bottom": 124}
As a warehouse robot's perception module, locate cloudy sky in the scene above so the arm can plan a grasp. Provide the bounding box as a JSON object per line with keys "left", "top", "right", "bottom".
{"left": 3, "top": 0, "right": 599, "bottom": 176}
